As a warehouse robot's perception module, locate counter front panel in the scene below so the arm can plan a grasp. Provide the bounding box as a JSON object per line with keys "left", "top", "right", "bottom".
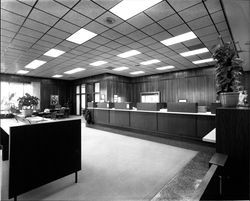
{"left": 88, "top": 108, "right": 215, "bottom": 141}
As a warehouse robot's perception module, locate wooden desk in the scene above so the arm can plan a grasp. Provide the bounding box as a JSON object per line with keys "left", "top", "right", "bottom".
{"left": 0, "top": 117, "right": 81, "bottom": 200}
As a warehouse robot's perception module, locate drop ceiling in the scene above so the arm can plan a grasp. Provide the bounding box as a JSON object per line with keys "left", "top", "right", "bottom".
{"left": 1, "top": 0, "right": 248, "bottom": 80}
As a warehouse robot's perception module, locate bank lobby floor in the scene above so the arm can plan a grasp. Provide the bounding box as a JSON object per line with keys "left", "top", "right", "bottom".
{"left": 1, "top": 118, "right": 215, "bottom": 201}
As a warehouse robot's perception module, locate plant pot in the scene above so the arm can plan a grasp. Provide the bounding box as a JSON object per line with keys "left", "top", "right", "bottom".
{"left": 22, "top": 109, "right": 33, "bottom": 117}
{"left": 220, "top": 92, "right": 239, "bottom": 107}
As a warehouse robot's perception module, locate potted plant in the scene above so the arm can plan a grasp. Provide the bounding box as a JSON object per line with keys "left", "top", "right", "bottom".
{"left": 213, "top": 40, "right": 244, "bottom": 107}
{"left": 17, "top": 93, "right": 39, "bottom": 117}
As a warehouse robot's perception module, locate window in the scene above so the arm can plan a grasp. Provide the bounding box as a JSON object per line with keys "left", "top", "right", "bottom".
{"left": 76, "top": 84, "right": 86, "bottom": 115}
{"left": 94, "top": 82, "right": 100, "bottom": 102}
{"left": 0, "top": 81, "right": 40, "bottom": 112}
{"left": 141, "top": 92, "right": 160, "bottom": 103}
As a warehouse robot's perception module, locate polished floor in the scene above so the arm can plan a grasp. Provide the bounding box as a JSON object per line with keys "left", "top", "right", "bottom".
{"left": 1, "top": 120, "right": 215, "bottom": 200}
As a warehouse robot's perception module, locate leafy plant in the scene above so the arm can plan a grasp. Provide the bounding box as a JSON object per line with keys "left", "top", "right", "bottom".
{"left": 17, "top": 93, "right": 39, "bottom": 109}
{"left": 213, "top": 41, "right": 243, "bottom": 95}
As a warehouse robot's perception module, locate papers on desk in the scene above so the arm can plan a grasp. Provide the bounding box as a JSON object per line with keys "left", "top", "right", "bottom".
{"left": 26, "top": 116, "right": 48, "bottom": 123}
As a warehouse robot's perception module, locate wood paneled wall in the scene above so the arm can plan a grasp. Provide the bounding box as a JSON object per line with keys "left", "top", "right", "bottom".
{"left": 0, "top": 74, "right": 71, "bottom": 111}
{"left": 73, "top": 73, "right": 132, "bottom": 102}
{"left": 132, "top": 67, "right": 217, "bottom": 106}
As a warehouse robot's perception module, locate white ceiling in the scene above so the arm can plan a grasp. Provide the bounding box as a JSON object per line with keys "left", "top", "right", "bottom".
{"left": 1, "top": 0, "right": 246, "bottom": 80}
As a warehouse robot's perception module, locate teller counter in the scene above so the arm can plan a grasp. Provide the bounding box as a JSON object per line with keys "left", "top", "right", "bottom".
{"left": 87, "top": 108, "right": 215, "bottom": 141}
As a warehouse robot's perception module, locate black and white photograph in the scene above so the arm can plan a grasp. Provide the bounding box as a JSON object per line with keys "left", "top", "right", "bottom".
{"left": 0, "top": 0, "right": 249, "bottom": 200}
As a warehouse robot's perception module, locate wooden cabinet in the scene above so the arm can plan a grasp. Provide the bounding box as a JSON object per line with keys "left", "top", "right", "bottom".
{"left": 216, "top": 108, "right": 250, "bottom": 198}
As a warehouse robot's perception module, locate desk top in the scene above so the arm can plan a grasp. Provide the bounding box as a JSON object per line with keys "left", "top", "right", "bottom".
{"left": 0, "top": 115, "right": 82, "bottom": 135}
{"left": 202, "top": 128, "right": 216, "bottom": 143}
{"left": 87, "top": 107, "right": 215, "bottom": 116}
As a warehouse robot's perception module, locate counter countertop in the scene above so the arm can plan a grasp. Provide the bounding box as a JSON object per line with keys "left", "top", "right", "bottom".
{"left": 87, "top": 107, "right": 215, "bottom": 116}
{"left": 0, "top": 115, "right": 83, "bottom": 135}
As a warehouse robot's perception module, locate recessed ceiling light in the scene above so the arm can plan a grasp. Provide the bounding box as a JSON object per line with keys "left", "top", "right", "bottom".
{"left": 117, "top": 50, "right": 141, "bottom": 58}
{"left": 90, "top": 61, "right": 107, "bottom": 66}
{"left": 192, "top": 58, "right": 215, "bottom": 64}
{"left": 130, "top": 71, "right": 145, "bottom": 75}
{"left": 44, "top": 49, "right": 65, "bottom": 57}
{"left": 140, "top": 59, "right": 160, "bottom": 65}
{"left": 113, "top": 67, "right": 129, "bottom": 71}
{"left": 161, "top": 32, "right": 197, "bottom": 46}
{"left": 25, "top": 60, "right": 46, "bottom": 69}
{"left": 64, "top": 68, "right": 85, "bottom": 74}
{"left": 52, "top": 74, "right": 63, "bottom": 78}
{"left": 156, "top": 66, "right": 175, "bottom": 70}
{"left": 180, "top": 48, "right": 209, "bottom": 57}
{"left": 66, "top": 28, "right": 97, "bottom": 44}
{"left": 17, "top": 70, "right": 29, "bottom": 74}
{"left": 110, "top": 0, "right": 162, "bottom": 20}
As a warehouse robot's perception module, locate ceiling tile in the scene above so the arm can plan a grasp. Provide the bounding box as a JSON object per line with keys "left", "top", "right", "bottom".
{"left": 95, "top": 11, "right": 123, "bottom": 28}
{"left": 47, "top": 28, "right": 71, "bottom": 39}
{"left": 200, "top": 33, "right": 219, "bottom": 42}
{"left": 23, "top": 19, "right": 51, "bottom": 33}
{"left": 141, "top": 23, "right": 164, "bottom": 36}
{"left": 1, "top": 9, "right": 26, "bottom": 26}
{"left": 105, "top": 41, "right": 122, "bottom": 49}
{"left": 58, "top": 40, "right": 79, "bottom": 49}
{"left": 113, "top": 22, "right": 136, "bottom": 35}
{"left": 63, "top": 10, "right": 91, "bottom": 27}
{"left": 18, "top": 0, "right": 37, "bottom": 7}
{"left": 54, "top": 0, "right": 80, "bottom": 8}
{"left": 74, "top": 46, "right": 92, "bottom": 53}
{"left": 216, "top": 21, "right": 228, "bottom": 32}
{"left": 182, "top": 38, "right": 203, "bottom": 47}
{"left": 73, "top": 1, "right": 106, "bottom": 19}
{"left": 179, "top": 3, "right": 207, "bottom": 22}
{"left": 187, "top": 15, "right": 213, "bottom": 30}
{"left": 1, "top": 0, "right": 32, "bottom": 17}
{"left": 168, "top": 24, "right": 190, "bottom": 36}
{"left": 40, "top": 34, "right": 63, "bottom": 44}
{"left": 211, "top": 11, "right": 225, "bottom": 23}
{"left": 144, "top": 1, "right": 175, "bottom": 21}
{"left": 167, "top": 0, "right": 202, "bottom": 12}
{"left": 19, "top": 26, "right": 44, "bottom": 38}
{"left": 205, "top": 0, "right": 222, "bottom": 14}
{"left": 91, "top": 35, "right": 110, "bottom": 45}
{"left": 35, "top": 0, "right": 69, "bottom": 18}
{"left": 35, "top": 39, "right": 56, "bottom": 48}
{"left": 84, "top": 21, "right": 108, "bottom": 34}
{"left": 1, "top": 29, "right": 16, "bottom": 38}
{"left": 193, "top": 25, "right": 217, "bottom": 37}
{"left": 127, "top": 42, "right": 144, "bottom": 49}
{"left": 82, "top": 41, "right": 100, "bottom": 49}
{"left": 138, "top": 37, "right": 158, "bottom": 46}
{"left": 127, "top": 13, "right": 154, "bottom": 29}
{"left": 158, "top": 14, "right": 184, "bottom": 30}
{"left": 54, "top": 19, "right": 80, "bottom": 34}
{"left": 101, "top": 29, "right": 123, "bottom": 40}
{"left": 1, "top": 21, "right": 20, "bottom": 32}
{"left": 115, "top": 36, "right": 134, "bottom": 45}
{"left": 151, "top": 31, "right": 172, "bottom": 41}
{"left": 127, "top": 30, "right": 147, "bottom": 41}
{"left": 92, "top": 0, "right": 122, "bottom": 9}
{"left": 28, "top": 8, "right": 59, "bottom": 26}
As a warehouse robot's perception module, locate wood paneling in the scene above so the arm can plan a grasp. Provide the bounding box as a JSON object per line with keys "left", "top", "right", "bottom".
{"left": 158, "top": 113, "right": 196, "bottom": 137}
{"left": 110, "top": 110, "right": 130, "bottom": 127}
{"left": 130, "top": 112, "right": 157, "bottom": 131}
{"left": 132, "top": 67, "right": 217, "bottom": 106}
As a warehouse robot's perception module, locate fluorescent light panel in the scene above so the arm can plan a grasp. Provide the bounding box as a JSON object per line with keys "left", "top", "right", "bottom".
{"left": 52, "top": 75, "right": 63, "bottom": 78}
{"left": 113, "top": 67, "right": 129, "bottom": 71}
{"left": 66, "top": 28, "right": 97, "bottom": 44}
{"left": 17, "top": 70, "right": 29, "bottom": 74}
{"left": 44, "top": 49, "right": 65, "bottom": 57}
{"left": 192, "top": 58, "right": 214, "bottom": 64}
{"left": 161, "top": 32, "right": 197, "bottom": 46}
{"left": 117, "top": 50, "right": 141, "bottom": 58}
{"left": 130, "top": 71, "right": 145, "bottom": 75}
{"left": 90, "top": 61, "right": 107, "bottom": 66}
{"left": 25, "top": 60, "right": 46, "bottom": 69}
{"left": 64, "top": 68, "right": 85, "bottom": 74}
{"left": 110, "top": 0, "right": 162, "bottom": 20}
{"left": 156, "top": 66, "right": 175, "bottom": 70}
{"left": 180, "top": 48, "right": 209, "bottom": 57}
{"left": 140, "top": 59, "right": 160, "bottom": 65}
